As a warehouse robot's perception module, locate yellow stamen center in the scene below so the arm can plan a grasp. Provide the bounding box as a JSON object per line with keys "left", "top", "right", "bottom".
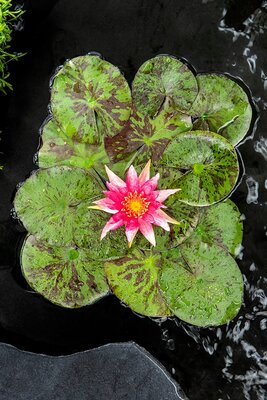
{"left": 121, "top": 191, "right": 150, "bottom": 218}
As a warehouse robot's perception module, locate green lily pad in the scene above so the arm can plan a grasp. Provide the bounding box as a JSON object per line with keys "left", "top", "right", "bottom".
{"left": 159, "top": 130, "right": 239, "bottom": 206}
{"left": 105, "top": 249, "right": 171, "bottom": 317}
{"left": 105, "top": 108, "right": 192, "bottom": 164}
{"left": 159, "top": 241, "right": 244, "bottom": 326}
{"left": 132, "top": 55, "right": 198, "bottom": 117}
{"left": 193, "top": 199, "right": 243, "bottom": 257}
{"left": 51, "top": 55, "right": 132, "bottom": 144}
{"left": 38, "top": 118, "right": 109, "bottom": 170}
{"left": 21, "top": 235, "right": 109, "bottom": 308}
{"left": 191, "top": 74, "right": 252, "bottom": 145}
{"left": 14, "top": 166, "right": 128, "bottom": 257}
{"left": 135, "top": 196, "right": 199, "bottom": 251}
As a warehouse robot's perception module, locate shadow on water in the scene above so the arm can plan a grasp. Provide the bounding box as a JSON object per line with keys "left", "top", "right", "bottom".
{"left": 0, "top": 1, "right": 266, "bottom": 399}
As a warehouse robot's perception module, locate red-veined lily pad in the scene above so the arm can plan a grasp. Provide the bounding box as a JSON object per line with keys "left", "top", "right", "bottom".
{"left": 132, "top": 55, "right": 198, "bottom": 117}
{"left": 193, "top": 199, "right": 243, "bottom": 257}
{"left": 159, "top": 241, "right": 243, "bottom": 327}
{"left": 105, "top": 108, "right": 192, "bottom": 164}
{"left": 51, "top": 55, "right": 132, "bottom": 144}
{"left": 105, "top": 249, "right": 171, "bottom": 317}
{"left": 159, "top": 130, "right": 239, "bottom": 206}
{"left": 21, "top": 235, "right": 109, "bottom": 308}
{"left": 38, "top": 118, "right": 109, "bottom": 170}
{"left": 190, "top": 74, "right": 252, "bottom": 145}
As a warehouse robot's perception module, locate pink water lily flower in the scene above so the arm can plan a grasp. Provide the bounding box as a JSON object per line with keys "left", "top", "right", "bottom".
{"left": 90, "top": 160, "right": 180, "bottom": 247}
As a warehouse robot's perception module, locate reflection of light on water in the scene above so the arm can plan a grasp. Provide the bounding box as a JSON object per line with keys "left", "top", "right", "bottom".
{"left": 246, "top": 176, "right": 259, "bottom": 204}
{"left": 254, "top": 137, "right": 267, "bottom": 161}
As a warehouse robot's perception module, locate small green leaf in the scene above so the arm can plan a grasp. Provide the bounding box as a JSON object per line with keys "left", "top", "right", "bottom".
{"left": 38, "top": 118, "right": 109, "bottom": 170}
{"left": 132, "top": 55, "right": 198, "bottom": 117}
{"left": 193, "top": 199, "right": 243, "bottom": 257}
{"left": 21, "top": 235, "right": 109, "bottom": 308}
{"left": 105, "top": 249, "right": 171, "bottom": 317}
{"left": 51, "top": 55, "right": 132, "bottom": 144}
{"left": 159, "top": 131, "right": 239, "bottom": 206}
{"left": 191, "top": 74, "right": 252, "bottom": 145}
{"left": 159, "top": 241, "right": 244, "bottom": 327}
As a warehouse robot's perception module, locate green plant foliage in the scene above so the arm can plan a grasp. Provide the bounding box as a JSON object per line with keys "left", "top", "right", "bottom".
{"left": 159, "top": 130, "right": 239, "bottom": 206}
{"left": 105, "top": 108, "right": 192, "bottom": 165}
{"left": 159, "top": 241, "right": 244, "bottom": 326}
{"left": 192, "top": 199, "right": 243, "bottom": 257}
{"left": 14, "top": 54, "right": 248, "bottom": 325}
{"left": 105, "top": 249, "right": 171, "bottom": 317}
{"left": 38, "top": 118, "right": 109, "bottom": 170}
{"left": 190, "top": 74, "right": 252, "bottom": 145}
{"left": 132, "top": 55, "right": 198, "bottom": 117}
{"left": 51, "top": 55, "right": 132, "bottom": 145}
{"left": 21, "top": 235, "right": 109, "bottom": 308}
{"left": 0, "top": 0, "right": 24, "bottom": 93}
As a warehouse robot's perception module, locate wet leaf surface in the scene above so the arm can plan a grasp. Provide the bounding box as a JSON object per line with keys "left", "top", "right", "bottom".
{"left": 193, "top": 199, "right": 243, "bottom": 256}
{"left": 132, "top": 55, "right": 198, "bottom": 117}
{"left": 51, "top": 55, "right": 132, "bottom": 144}
{"left": 159, "top": 241, "right": 244, "bottom": 327}
{"left": 38, "top": 118, "right": 109, "bottom": 170}
{"left": 21, "top": 235, "right": 109, "bottom": 308}
{"left": 190, "top": 74, "right": 252, "bottom": 145}
{"left": 159, "top": 130, "right": 239, "bottom": 206}
{"left": 105, "top": 249, "right": 171, "bottom": 317}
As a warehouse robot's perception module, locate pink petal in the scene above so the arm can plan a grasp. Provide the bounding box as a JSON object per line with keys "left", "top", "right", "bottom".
{"left": 125, "top": 220, "right": 139, "bottom": 247}
{"left": 155, "top": 189, "right": 180, "bottom": 203}
{"left": 151, "top": 210, "right": 171, "bottom": 231}
{"left": 126, "top": 165, "right": 139, "bottom": 191}
{"left": 100, "top": 215, "right": 124, "bottom": 240}
{"left": 92, "top": 198, "right": 118, "bottom": 214}
{"left": 138, "top": 219, "right": 156, "bottom": 246}
{"left": 138, "top": 160, "right": 151, "bottom": 185}
{"left": 105, "top": 165, "right": 126, "bottom": 188}
{"left": 157, "top": 209, "right": 179, "bottom": 225}
{"left": 141, "top": 173, "right": 160, "bottom": 195}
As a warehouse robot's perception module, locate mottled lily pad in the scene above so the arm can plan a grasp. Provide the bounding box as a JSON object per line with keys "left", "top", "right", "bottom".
{"left": 193, "top": 199, "right": 243, "bottom": 257}
{"left": 136, "top": 196, "right": 199, "bottom": 251}
{"left": 191, "top": 74, "right": 252, "bottom": 145}
{"left": 159, "top": 241, "right": 243, "bottom": 326}
{"left": 105, "top": 250, "right": 171, "bottom": 317}
{"left": 51, "top": 55, "right": 132, "bottom": 144}
{"left": 21, "top": 235, "right": 109, "bottom": 308}
{"left": 105, "top": 108, "right": 192, "bottom": 164}
{"left": 38, "top": 118, "right": 109, "bottom": 170}
{"left": 132, "top": 55, "right": 198, "bottom": 117}
{"left": 159, "top": 130, "right": 239, "bottom": 206}
{"left": 14, "top": 166, "right": 129, "bottom": 257}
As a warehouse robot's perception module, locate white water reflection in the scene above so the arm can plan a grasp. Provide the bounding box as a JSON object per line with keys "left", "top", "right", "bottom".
{"left": 246, "top": 176, "right": 259, "bottom": 204}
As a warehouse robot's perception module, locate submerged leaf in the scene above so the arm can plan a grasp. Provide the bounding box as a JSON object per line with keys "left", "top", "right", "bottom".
{"left": 191, "top": 74, "right": 252, "bottom": 145}
{"left": 21, "top": 235, "right": 109, "bottom": 308}
{"left": 159, "top": 241, "right": 243, "bottom": 327}
{"left": 193, "top": 199, "right": 243, "bottom": 257}
{"left": 159, "top": 130, "right": 239, "bottom": 206}
{"left": 51, "top": 55, "right": 132, "bottom": 144}
{"left": 132, "top": 55, "right": 198, "bottom": 117}
{"left": 105, "top": 249, "right": 171, "bottom": 317}
{"left": 38, "top": 118, "right": 109, "bottom": 170}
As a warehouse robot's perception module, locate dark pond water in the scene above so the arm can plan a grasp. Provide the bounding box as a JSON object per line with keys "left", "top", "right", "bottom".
{"left": 0, "top": 1, "right": 266, "bottom": 399}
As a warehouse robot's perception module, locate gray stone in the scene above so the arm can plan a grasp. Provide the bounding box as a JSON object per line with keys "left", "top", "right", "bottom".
{"left": 0, "top": 342, "right": 187, "bottom": 400}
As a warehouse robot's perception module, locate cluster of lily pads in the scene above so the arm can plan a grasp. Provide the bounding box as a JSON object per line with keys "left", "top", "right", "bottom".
{"left": 14, "top": 54, "right": 252, "bottom": 327}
